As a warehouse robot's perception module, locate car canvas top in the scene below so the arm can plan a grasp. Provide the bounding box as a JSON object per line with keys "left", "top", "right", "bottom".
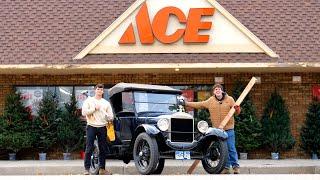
{"left": 108, "top": 83, "right": 182, "bottom": 98}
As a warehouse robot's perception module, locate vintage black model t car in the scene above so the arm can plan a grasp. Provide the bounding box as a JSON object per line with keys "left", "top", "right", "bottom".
{"left": 89, "top": 83, "right": 228, "bottom": 175}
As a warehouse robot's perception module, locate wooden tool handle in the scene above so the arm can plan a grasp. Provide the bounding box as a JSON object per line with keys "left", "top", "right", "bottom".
{"left": 219, "top": 77, "right": 257, "bottom": 128}
{"left": 187, "top": 160, "right": 200, "bottom": 174}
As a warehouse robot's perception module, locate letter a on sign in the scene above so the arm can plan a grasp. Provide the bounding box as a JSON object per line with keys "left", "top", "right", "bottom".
{"left": 119, "top": 2, "right": 214, "bottom": 44}
{"left": 119, "top": 3, "right": 155, "bottom": 44}
{"left": 74, "top": 0, "right": 278, "bottom": 59}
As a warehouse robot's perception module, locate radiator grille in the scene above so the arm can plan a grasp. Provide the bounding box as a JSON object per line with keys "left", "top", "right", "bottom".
{"left": 170, "top": 118, "right": 193, "bottom": 142}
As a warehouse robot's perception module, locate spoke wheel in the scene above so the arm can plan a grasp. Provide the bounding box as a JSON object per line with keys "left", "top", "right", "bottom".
{"left": 201, "top": 139, "right": 228, "bottom": 174}
{"left": 153, "top": 158, "right": 165, "bottom": 174}
{"left": 133, "top": 133, "right": 159, "bottom": 175}
{"left": 89, "top": 140, "right": 100, "bottom": 175}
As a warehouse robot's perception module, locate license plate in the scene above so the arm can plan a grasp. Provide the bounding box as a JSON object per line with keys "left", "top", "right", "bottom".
{"left": 175, "top": 151, "right": 191, "bottom": 160}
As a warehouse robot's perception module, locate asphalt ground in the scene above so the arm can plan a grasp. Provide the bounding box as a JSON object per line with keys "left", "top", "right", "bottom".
{"left": 0, "top": 159, "right": 320, "bottom": 175}
{"left": 2, "top": 175, "right": 320, "bottom": 180}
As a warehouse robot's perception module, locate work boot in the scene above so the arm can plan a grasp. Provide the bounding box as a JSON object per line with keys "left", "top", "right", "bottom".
{"left": 220, "top": 168, "right": 231, "bottom": 174}
{"left": 233, "top": 167, "right": 240, "bottom": 174}
{"left": 83, "top": 169, "right": 90, "bottom": 175}
{"left": 99, "top": 168, "right": 112, "bottom": 175}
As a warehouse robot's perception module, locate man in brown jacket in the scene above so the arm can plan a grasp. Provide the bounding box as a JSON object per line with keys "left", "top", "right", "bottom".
{"left": 185, "top": 84, "right": 241, "bottom": 174}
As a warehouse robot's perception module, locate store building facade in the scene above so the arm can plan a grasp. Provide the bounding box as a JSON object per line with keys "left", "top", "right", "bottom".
{"left": 1, "top": 0, "right": 319, "bottom": 158}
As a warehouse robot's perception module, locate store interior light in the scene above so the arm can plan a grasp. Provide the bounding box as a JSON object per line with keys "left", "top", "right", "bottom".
{"left": 59, "top": 87, "right": 72, "bottom": 95}
{"left": 292, "top": 76, "right": 301, "bottom": 83}
{"left": 256, "top": 76, "right": 261, "bottom": 84}
{"left": 175, "top": 68, "right": 180, "bottom": 72}
{"left": 214, "top": 77, "right": 224, "bottom": 84}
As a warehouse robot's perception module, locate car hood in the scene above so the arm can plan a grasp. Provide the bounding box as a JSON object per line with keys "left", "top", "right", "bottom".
{"left": 138, "top": 111, "right": 193, "bottom": 123}
{"left": 138, "top": 111, "right": 174, "bottom": 118}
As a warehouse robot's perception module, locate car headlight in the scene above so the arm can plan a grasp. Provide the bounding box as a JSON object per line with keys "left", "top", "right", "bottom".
{"left": 157, "top": 118, "right": 169, "bottom": 131}
{"left": 197, "top": 120, "right": 209, "bottom": 134}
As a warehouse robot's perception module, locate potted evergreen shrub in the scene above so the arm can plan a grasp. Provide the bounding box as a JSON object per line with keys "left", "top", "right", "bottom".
{"left": 0, "top": 132, "right": 33, "bottom": 160}
{"left": 300, "top": 99, "right": 320, "bottom": 159}
{"left": 33, "top": 91, "right": 59, "bottom": 160}
{"left": 232, "top": 81, "right": 262, "bottom": 159}
{"left": 261, "top": 90, "right": 295, "bottom": 159}
{"left": 0, "top": 91, "right": 35, "bottom": 160}
{"left": 57, "top": 90, "right": 85, "bottom": 160}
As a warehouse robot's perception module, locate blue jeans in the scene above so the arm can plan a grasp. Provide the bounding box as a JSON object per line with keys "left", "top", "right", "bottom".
{"left": 225, "top": 129, "right": 240, "bottom": 169}
{"left": 84, "top": 125, "right": 108, "bottom": 170}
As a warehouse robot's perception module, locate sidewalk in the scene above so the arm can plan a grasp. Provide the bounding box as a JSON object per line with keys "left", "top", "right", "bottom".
{"left": 0, "top": 159, "right": 320, "bottom": 175}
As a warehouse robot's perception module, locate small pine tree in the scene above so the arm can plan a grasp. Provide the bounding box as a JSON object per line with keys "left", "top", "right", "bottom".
{"left": 2, "top": 91, "right": 32, "bottom": 131}
{"left": 300, "top": 99, "right": 320, "bottom": 157}
{"left": 232, "top": 80, "right": 262, "bottom": 153}
{"left": 57, "top": 89, "right": 85, "bottom": 153}
{"left": 33, "top": 91, "right": 60, "bottom": 153}
{"left": 0, "top": 91, "right": 34, "bottom": 153}
{"left": 261, "top": 89, "right": 295, "bottom": 153}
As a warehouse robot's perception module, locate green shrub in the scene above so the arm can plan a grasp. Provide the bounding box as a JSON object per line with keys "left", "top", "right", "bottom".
{"left": 57, "top": 90, "right": 85, "bottom": 153}
{"left": 0, "top": 132, "right": 33, "bottom": 153}
{"left": 0, "top": 91, "right": 35, "bottom": 154}
{"left": 232, "top": 80, "right": 262, "bottom": 153}
{"left": 261, "top": 90, "right": 295, "bottom": 153}
{"left": 300, "top": 99, "right": 320, "bottom": 157}
{"left": 33, "top": 91, "right": 60, "bottom": 153}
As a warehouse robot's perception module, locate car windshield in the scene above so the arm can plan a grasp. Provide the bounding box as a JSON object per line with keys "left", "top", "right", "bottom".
{"left": 134, "top": 92, "right": 178, "bottom": 113}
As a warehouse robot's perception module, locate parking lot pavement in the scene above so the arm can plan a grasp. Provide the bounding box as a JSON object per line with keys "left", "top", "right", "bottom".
{"left": 0, "top": 159, "right": 320, "bottom": 175}
{"left": 2, "top": 175, "right": 320, "bottom": 180}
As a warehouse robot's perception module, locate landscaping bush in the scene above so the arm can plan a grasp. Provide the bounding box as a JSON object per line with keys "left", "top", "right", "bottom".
{"left": 0, "top": 91, "right": 35, "bottom": 158}
{"left": 33, "top": 91, "right": 60, "bottom": 153}
{"left": 261, "top": 89, "right": 295, "bottom": 154}
{"left": 232, "top": 80, "right": 262, "bottom": 153}
{"left": 300, "top": 99, "right": 320, "bottom": 158}
{"left": 57, "top": 90, "right": 85, "bottom": 153}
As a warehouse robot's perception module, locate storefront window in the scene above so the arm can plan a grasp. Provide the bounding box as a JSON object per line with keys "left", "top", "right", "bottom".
{"left": 16, "top": 84, "right": 214, "bottom": 117}
{"left": 16, "top": 86, "right": 46, "bottom": 115}
{"left": 74, "top": 86, "right": 110, "bottom": 108}
{"left": 56, "top": 86, "right": 73, "bottom": 108}
{"left": 75, "top": 86, "right": 95, "bottom": 109}
{"left": 16, "top": 85, "right": 111, "bottom": 114}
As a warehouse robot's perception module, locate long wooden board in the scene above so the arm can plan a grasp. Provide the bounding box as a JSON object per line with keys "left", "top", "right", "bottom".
{"left": 187, "top": 77, "right": 257, "bottom": 174}
{"left": 219, "top": 77, "right": 257, "bottom": 128}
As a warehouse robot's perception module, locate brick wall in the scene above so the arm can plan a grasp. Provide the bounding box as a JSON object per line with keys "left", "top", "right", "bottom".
{"left": 0, "top": 72, "right": 319, "bottom": 159}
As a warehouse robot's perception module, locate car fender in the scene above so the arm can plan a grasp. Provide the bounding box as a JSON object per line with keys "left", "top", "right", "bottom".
{"left": 205, "top": 127, "right": 228, "bottom": 139}
{"left": 129, "top": 124, "right": 161, "bottom": 151}
{"left": 135, "top": 124, "right": 160, "bottom": 136}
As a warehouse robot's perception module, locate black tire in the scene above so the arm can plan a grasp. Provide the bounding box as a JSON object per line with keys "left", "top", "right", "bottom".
{"left": 153, "top": 158, "right": 165, "bottom": 174}
{"left": 201, "top": 139, "right": 228, "bottom": 174}
{"left": 133, "top": 133, "right": 159, "bottom": 175}
{"left": 89, "top": 140, "right": 100, "bottom": 175}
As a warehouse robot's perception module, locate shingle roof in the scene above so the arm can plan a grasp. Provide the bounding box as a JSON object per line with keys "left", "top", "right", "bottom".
{"left": 0, "top": 0, "right": 319, "bottom": 65}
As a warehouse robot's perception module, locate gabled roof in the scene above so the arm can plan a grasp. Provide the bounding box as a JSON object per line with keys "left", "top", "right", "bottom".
{"left": 73, "top": 0, "right": 278, "bottom": 59}
{"left": 0, "top": 0, "right": 319, "bottom": 70}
